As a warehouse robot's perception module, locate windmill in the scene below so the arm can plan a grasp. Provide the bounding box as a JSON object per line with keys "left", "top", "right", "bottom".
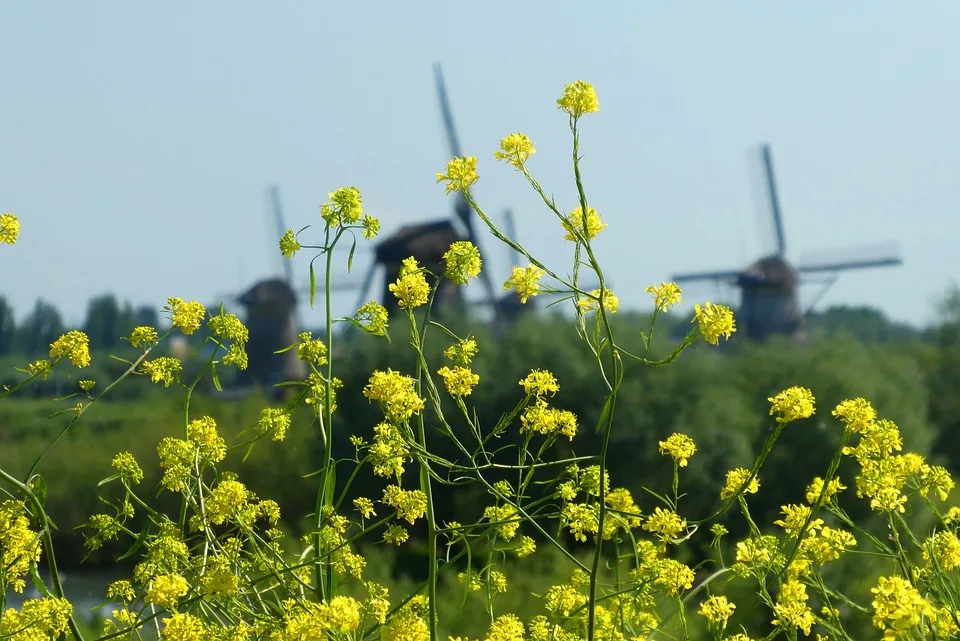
{"left": 670, "top": 143, "right": 903, "bottom": 342}
{"left": 224, "top": 186, "right": 361, "bottom": 397}
{"left": 347, "top": 63, "right": 513, "bottom": 326}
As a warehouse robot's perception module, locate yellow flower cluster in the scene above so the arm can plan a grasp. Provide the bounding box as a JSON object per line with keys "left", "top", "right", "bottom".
{"left": 699, "top": 595, "right": 736, "bottom": 632}
{"left": 768, "top": 386, "right": 816, "bottom": 424}
{"left": 646, "top": 281, "right": 683, "bottom": 312}
{"left": 484, "top": 504, "right": 521, "bottom": 541}
{"left": 503, "top": 265, "right": 545, "bottom": 303}
{"left": 142, "top": 356, "right": 182, "bottom": 387}
{"left": 437, "top": 156, "right": 479, "bottom": 194}
{"left": 256, "top": 407, "right": 292, "bottom": 441}
{"left": 0, "top": 212, "right": 20, "bottom": 244}
{"left": 279, "top": 228, "right": 301, "bottom": 258}
{"left": 494, "top": 133, "right": 536, "bottom": 169}
{"left": 520, "top": 399, "right": 578, "bottom": 441}
{"left": 321, "top": 186, "right": 364, "bottom": 227}
{"left": 127, "top": 325, "right": 159, "bottom": 347}
{"left": 369, "top": 422, "right": 410, "bottom": 479}
{"left": 49, "top": 329, "right": 91, "bottom": 368}
{"left": 389, "top": 257, "right": 431, "bottom": 309}
{"left": 0, "top": 501, "right": 43, "bottom": 593}
{"left": 363, "top": 369, "right": 425, "bottom": 423}
{"left": 576, "top": 287, "right": 620, "bottom": 314}
{"left": 557, "top": 80, "right": 600, "bottom": 118}
{"left": 658, "top": 432, "right": 696, "bottom": 467}
{"left": 444, "top": 337, "right": 478, "bottom": 365}
{"left": 693, "top": 302, "right": 736, "bottom": 345}
{"left": 643, "top": 507, "right": 687, "bottom": 550}
{"left": 296, "top": 331, "right": 328, "bottom": 365}
{"left": 442, "top": 240, "right": 482, "bottom": 285}
{"left": 721, "top": 468, "right": 760, "bottom": 500}
{"left": 519, "top": 369, "right": 559, "bottom": 397}
{"left": 165, "top": 297, "right": 206, "bottom": 335}
{"left": 209, "top": 311, "right": 249, "bottom": 370}
{"left": 437, "top": 365, "right": 480, "bottom": 397}
{"left": 562, "top": 206, "right": 607, "bottom": 242}
{"left": 355, "top": 301, "right": 389, "bottom": 336}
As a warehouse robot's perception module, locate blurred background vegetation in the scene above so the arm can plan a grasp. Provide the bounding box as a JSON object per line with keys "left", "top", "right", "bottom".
{"left": 2, "top": 287, "right": 960, "bottom": 637}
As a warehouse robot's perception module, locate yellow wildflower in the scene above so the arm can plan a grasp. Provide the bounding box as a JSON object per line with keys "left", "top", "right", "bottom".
{"left": 562, "top": 206, "right": 606, "bottom": 242}
{"left": 127, "top": 325, "right": 159, "bottom": 347}
{"left": 557, "top": 80, "right": 600, "bottom": 118}
{"left": 520, "top": 369, "right": 559, "bottom": 397}
{"left": 659, "top": 433, "right": 696, "bottom": 467}
{"left": 577, "top": 288, "right": 620, "bottom": 314}
{"left": 142, "top": 356, "right": 181, "bottom": 387}
{"left": 494, "top": 133, "right": 535, "bottom": 169}
{"left": 49, "top": 330, "right": 91, "bottom": 368}
{"left": 699, "top": 595, "right": 736, "bottom": 631}
{"left": 362, "top": 214, "right": 381, "bottom": 239}
{"left": 389, "top": 257, "right": 430, "bottom": 309}
{"left": 166, "top": 297, "right": 206, "bottom": 335}
{"left": 646, "top": 281, "right": 682, "bottom": 311}
{"left": 768, "top": 386, "right": 816, "bottom": 424}
{"left": 721, "top": 468, "right": 760, "bottom": 499}
{"left": 870, "top": 575, "right": 933, "bottom": 637}
{"left": 363, "top": 369, "right": 425, "bottom": 422}
{"left": 772, "top": 580, "right": 816, "bottom": 635}
{"left": 355, "top": 301, "right": 389, "bottom": 335}
{"left": 693, "top": 302, "right": 736, "bottom": 345}
{"left": 0, "top": 212, "right": 19, "bottom": 244}
{"left": 279, "top": 229, "right": 300, "bottom": 258}
{"left": 503, "top": 265, "right": 545, "bottom": 303}
{"left": 443, "top": 240, "right": 482, "bottom": 285}
{"left": 444, "top": 337, "right": 478, "bottom": 365}
{"left": 437, "top": 365, "right": 479, "bottom": 397}
{"left": 437, "top": 156, "right": 479, "bottom": 194}
{"left": 321, "top": 186, "right": 364, "bottom": 227}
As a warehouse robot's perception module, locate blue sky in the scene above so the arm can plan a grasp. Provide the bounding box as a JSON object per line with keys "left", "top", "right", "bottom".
{"left": 2, "top": 3, "right": 958, "bottom": 330}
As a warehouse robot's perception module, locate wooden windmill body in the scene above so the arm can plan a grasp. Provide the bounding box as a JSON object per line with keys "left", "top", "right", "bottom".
{"left": 236, "top": 277, "right": 306, "bottom": 395}
{"left": 671, "top": 144, "right": 902, "bottom": 342}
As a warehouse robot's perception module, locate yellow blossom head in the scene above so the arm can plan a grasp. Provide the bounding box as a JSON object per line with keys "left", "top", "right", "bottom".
{"left": 646, "top": 282, "right": 682, "bottom": 312}
{"left": 443, "top": 240, "right": 482, "bottom": 285}
{"left": 279, "top": 229, "right": 301, "bottom": 258}
{"left": 693, "top": 302, "right": 736, "bottom": 345}
{"left": 355, "top": 301, "right": 389, "bottom": 336}
{"left": 504, "top": 265, "right": 545, "bottom": 303}
{"left": 577, "top": 288, "right": 620, "bottom": 314}
{"left": 165, "top": 297, "right": 206, "bottom": 335}
{"left": 557, "top": 80, "right": 600, "bottom": 118}
{"left": 494, "top": 133, "right": 535, "bottom": 169}
{"left": 388, "top": 258, "right": 430, "bottom": 310}
{"left": 659, "top": 433, "right": 696, "bottom": 467}
{"left": 321, "top": 186, "right": 364, "bottom": 227}
{"left": 768, "top": 386, "right": 816, "bottom": 424}
{"left": 49, "top": 330, "right": 91, "bottom": 368}
{"left": 562, "top": 207, "right": 606, "bottom": 242}
{"left": 437, "top": 156, "right": 479, "bottom": 194}
{"left": 0, "top": 213, "right": 20, "bottom": 244}
{"left": 444, "top": 337, "right": 479, "bottom": 365}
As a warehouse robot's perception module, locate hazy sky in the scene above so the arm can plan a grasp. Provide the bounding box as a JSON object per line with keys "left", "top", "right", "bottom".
{"left": 2, "top": 3, "right": 958, "bottom": 331}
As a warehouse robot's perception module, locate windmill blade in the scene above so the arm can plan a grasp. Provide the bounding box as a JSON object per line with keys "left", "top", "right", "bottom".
{"left": 267, "top": 185, "right": 295, "bottom": 286}
{"left": 760, "top": 144, "right": 787, "bottom": 257}
{"left": 796, "top": 242, "right": 903, "bottom": 275}
{"left": 669, "top": 268, "right": 743, "bottom": 284}
{"left": 434, "top": 62, "right": 501, "bottom": 319}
